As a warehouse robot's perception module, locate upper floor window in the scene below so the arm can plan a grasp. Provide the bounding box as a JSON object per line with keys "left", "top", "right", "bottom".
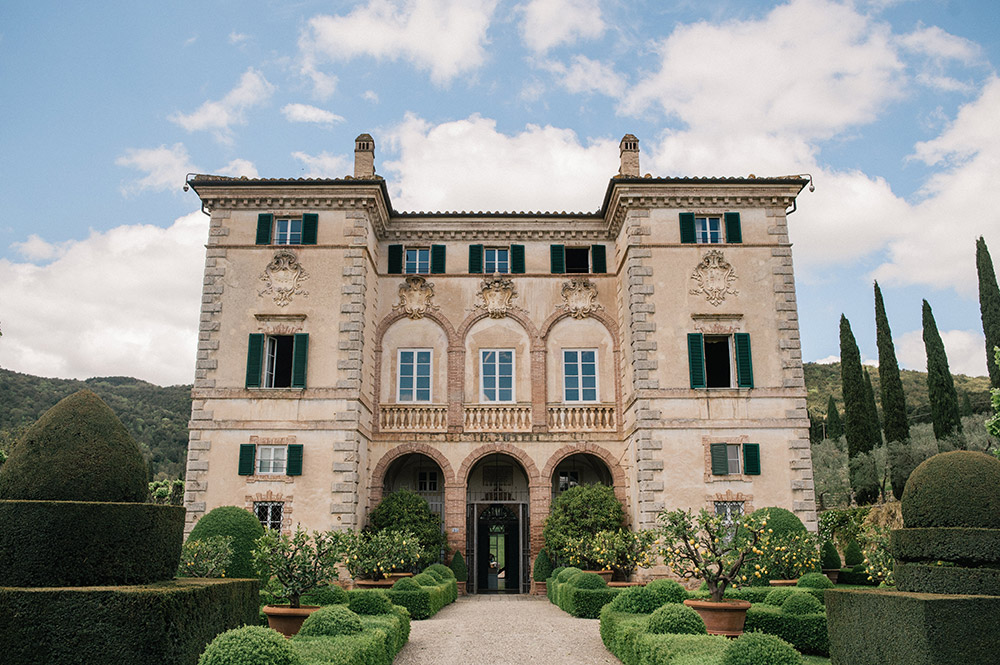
{"left": 709, "top": 442, "right": 761, "bottom": 476}
{"left": 274, "top": 218, "right": 302, "bottom": 245}
{"left": 398, "top": 349, "right": 432, "bottom": 402}
{"left": 695, "top": 217, "right": 722, "bottom": 244}
{"left": 245, "top": 333, "right": 309, "bottom": 389}
{"left": 388, "top": 244, "right": 446, "bottom": 274}
{"left": 481, "top": 349, "right": 514, "bottom": 402}
{"left": 469, "top": 244, "right": 525, "bottom": 274}
{"left": 550, "top": 244, "right": 607, "bottom": 274}
{"left": 485, "top": 248, "right": 509, "bottom": 274}
{"left": 255, "top": 213, "right": 317, "bottom": 245}
{"left": 563, "top": 349, "right": 598, "bottom": 402}
{"left": 406, "top": 248, "right": 430, "bottom": 274}
{"left": 679, "top": 212, "right": 742, "bottom": 244}
{"left": 239, "top": 442, "right": 303, "bottom": 477}
{"left": 687, "top": 332, "right": 753, "bottom": 389}
{"left": 257, "top": 445, "right": 287, "bottom": 474}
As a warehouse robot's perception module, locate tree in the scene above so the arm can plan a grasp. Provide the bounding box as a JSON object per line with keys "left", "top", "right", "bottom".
{"left": 863, "top": 368, "right": 882, "bottom": 435}
{"left": 977, "top": 237, "right": 1000, "bottom": 389}
{"left": 826, "top": 396, "right": 844, "bottom": 440}
{"left": 923, "top": 299, "right": 963, "bottom": 441}
{"left": 874, "top": 282, "right": 909, "bottom": 444}
{"left": 809, "top": 411, "right": 824, "bottom": 444}
{"left": 840, "top": 315, "right": 880, "bottom": 459}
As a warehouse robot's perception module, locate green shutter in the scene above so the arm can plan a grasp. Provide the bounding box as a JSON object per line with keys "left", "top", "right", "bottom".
{"left": 245, "top": 334, "right": 264, "bottom": 388}
{"left": 256, "top": 214, "right": 274, "bottom": 245}
{"left": 743, "top": 443, "right": 761, "bottom": 475}
{"left": 688, "top": 333, "right": 706, "bottom": 389}
{"left": 469, "top": 244, "right": 484, "bottom": 273}
{"left": 286, "top": 444, "right": 303, "bottom": 476}
{"left": 591, "top": 244, "right": 607, "bottom": 273}
{"left": 291, "top": 333, "right": 308, "bottom": 389}
{"left": 679, "top": 213, "right": 696, "bottom": 244}
{"left": 511, "top": 244, "right": 525, "bottom": 274}
{"left": 710, "top": 443, "right": 729, "bottom": 475}
{"left": 238, "top": 444, "right": 256, "bottom": 475}
{"left": 550, "top": 245, "right": 565, "bottom": 273}
{"left": 302, "top": 213, "right": 318, "bottom": 245}
{"left": 387, "top": 245, "right": 403, "bottom": 274}
{"left": 430, "top": 245, "right": 446, "bottom": 274}
{"left": 724, "top": 212, "right": 742, "bottom": 244}
{"left": 735, "top": 333, "right": 754, "bottom": 388}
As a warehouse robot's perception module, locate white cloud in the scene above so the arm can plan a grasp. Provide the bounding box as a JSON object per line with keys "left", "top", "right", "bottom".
{"left": 169, "top": 68, "right": 275, "bottom": 141}
{"left": 116, "top": 143, "right": 197, "bottom": 195}
{"left": 363, "top": 90, "right": 380, "bottom": 103}
{"left": 382, "top": 114, "right": 618, "bottom": 212}
{"left": 299, "top": 0, "right": 498, "bottom": 88}
{"left": 542, "top": 55, "right": 624, "bottom": 96}
{"left": 897, "top": 25, "right": 980, "bottom": 63}
{"left": 0, "top": 212, "right": 207, "bottom": 385}
{"left": 228, "top": 31, "right": 249, "bottom": 45}
{"left": 281, "top": 103, "right": 345, "bottom": 124}
{"left": 291, "top": 151, "right": 350, "bottom": 178}
{"left": 813, "top": 355, "right": 841, "bottom": 365}
{"left": 517, "top": 0, "right": 604, "bottom": 54}
{"left": 895, "top": 328, "right": 987, "bottom": 377}
{"left": 10, "top": 234, "right": 71, "bottom": 262}
{"left": 218, "top": 159, "right": 259, "bottom": 178}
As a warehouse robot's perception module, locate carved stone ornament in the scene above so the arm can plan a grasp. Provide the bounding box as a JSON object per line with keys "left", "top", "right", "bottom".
{"left": 474, "top": 275, "right": 518, "bottom": 319}
{"left": 690, "top": 250, "right": 739, "bottom": 307}
{"left": 259, "top": 250, "right": 309, "bottom": 307}
{"left": 558, "top": 278, "right": 602, "bottom": 319}
{"left": 393, "top": 275, "right": 437, "bottom": 319}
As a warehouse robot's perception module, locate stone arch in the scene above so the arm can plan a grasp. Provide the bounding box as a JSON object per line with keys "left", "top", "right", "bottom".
{"left": 456, "top": 309, "right": 542, "bottom": 350}
{"left": 374, "top": 310, "right": 459, "bottom": 352}
{"left": 538, "top": 308, "right": 620, "bottom": 347}
{"left": 541, "top": 443, "right": 629, "bottom": 509}
{"left": 369, "top": 442, "right": 456, "bottom": 509}
{"left": 457, "top": 443, "right": 541, "bottom": 486}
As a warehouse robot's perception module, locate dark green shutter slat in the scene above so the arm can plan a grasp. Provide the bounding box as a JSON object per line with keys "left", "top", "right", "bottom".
{"left": 511, "top": 244, "right": 525, "bottom": 274}
{"left": 688, "top": 333, "right": 705, "bottom": 389}
{"left": 679, "top": 212, "right": 696, "bottom": 244}
{"left": 291, "top": 333, "right": 308, "bottom": 388}
{"left": 735, "top": 333, "right": 754, "bottom": 388}
{"left": 256, "top": 214, "right": 274, "bottom": 245}
{"left": 469, "top": 244, "right": 484, "bottom": 273}
{"left": 430, "top": 245, "right": 446, "bottom": 274}
{"left": 387, "top": 245, "right": 403, "bottom": 274}
{"left": 286, "top": 444, "right": 303, "bottom": 476}
{"left": 245, "top": 334, "right": 264, "bottom": 388}
{"left": 710, "top": 443, "right": 729, "bottom": 475}
{"left": 724, "top": 212, "right": 742, "bottom": 244}
{"left": 591, "top": 244, "right": 607, "bottom": 273}
{"left": 550, "top": 245, "right": 565, "bottom": 273}
{"left": 302, "top": 213, "right": 318, "bottom": 245}
{"left": 238, "top": 444, "right": 256, "bottom": 475}
{"left": 743, "top": 443, "right": 761, "bottom": 475}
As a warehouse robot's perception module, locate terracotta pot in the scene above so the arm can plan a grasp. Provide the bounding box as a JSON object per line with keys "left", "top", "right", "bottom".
{"left": 386, "top": 572, "right": 413, "bottom": 581}
{"left": 584, "top": 570, "right": 614, "bottom": 582}
{"left": 768, "top": 579, "right": 799, "bottom": 586}
{"left": 532, "top": 580, "right": 547, "bottom": 595}
{"left": 262, "top": 605, "right": 320, "bottom": 638}
{"left": 456, "top": 581, "right": 467, "bottom": 596}
{"left": 822, "top": 569, "right": 840, "bottom": 584}
{"left": 682, "top": 599, "right": 751, "bottom": 637}
{"left": 607, "top": 581, "right": 645, "bottom": 588}
{"left": 353, "top": 579, "right": 395, "bottom": 589}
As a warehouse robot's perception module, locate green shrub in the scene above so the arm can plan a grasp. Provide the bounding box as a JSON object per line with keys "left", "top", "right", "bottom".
{"left": 901, "top": 451, "right": 1000, "bottom": 529}
{"left": 763, "top": 587, "right": 797, "bottom": 606}
{"left": 568, "top": 572, "right": 607, "bottom": 589}
{"left": 0, "top": 390, "right": 147, "bottom": 503}
{"left": 199, "top": 625, "right": 301, "bottom": 665}
{"left": 449, "top": 552, "right": 467, "bottom": 582}
{"left": 646, "top": 579, "right": 688, "bottom": 605}
{"left": 796, "top": 572, "right": 834, "bottom": 589}
{"left": 894, "top": 562, "right": 1000, "bottom": 596}
{"left": 821, "top": 540, "right": 841, "bottom": 569}
{"left": 722, "top": 631, "right": 801, "bottom": 665}
{"left": 368, "top": 489, "right": 447, "bottom": 566}
{"left": 412, "top": 573, "right": 438, "bottom": 587}
{"left": 757, "top": 507, "right": 807, "bottom": 536}
{"left": 599, "top": 607, "right": 730, "bottom": 665}
{"left": 533, "top": 549, "right": 554, "bottom": 581}
{"left": 188, "top": 506, "right": 265, "bottom": 580}
{"left": 424, "top": 563, "right": 455, "bottom": 580}
{"left": 348, "top": 590, "right": 393, "bottom": 615}
{"left": 843, "top": 540, "right": 864, "bottom": 566}
{"left": 891, "top": 527, "right": 1000, "bottom": 566}
{"left": 745, "top": 605, "right": 828, "bottom": 656}
{"left": 556, "top": 566, "right": 582, "bottom": 582}
{"left": 647, "top": 603, "right": 706, "bottom": 635}
{"left": 608, "top": 586, "right": 660, "bottom": 614}
{"left": 392, "top": 577, "right": 421, "bottom": 591}
{"left": 178, "top": 535, "right": 233, "bottom": 578}
{"left": 297, "top": 605, "right": 363, "bottom": 637}
{"left": 782, "top": 592, "right": 824, "bottom": 615}
{"left": 422, "top": 568, "right": 445, "bottom": 583}
{"left": 837, "top": 565, "right": 877, "bottom": 586}
{"left": 300, "top": 584, "right": 348, "bottom": 606}
{"left": 543, "top": 484, "right": 623, "bottom": 564}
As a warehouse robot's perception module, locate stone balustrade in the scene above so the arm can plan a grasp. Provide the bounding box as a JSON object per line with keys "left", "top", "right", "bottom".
{"left": 547, "top": 404, "right": 616, "bottom": 431}
{"left": 379, "top": 404, "right": 448, "bottom": 432}
{"left": 464, "top": 404, "right": 532, "bottom": 431}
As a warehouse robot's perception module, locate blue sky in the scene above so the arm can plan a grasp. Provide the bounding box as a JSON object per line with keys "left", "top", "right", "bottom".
{"left": 1, "top": 0, "right": 999, "bottom": 386}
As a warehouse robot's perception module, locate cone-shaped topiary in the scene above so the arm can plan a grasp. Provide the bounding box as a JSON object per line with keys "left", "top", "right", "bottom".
{"left": 187, "top": 506, "right": 265, "bottom": 579}
{"left": 821, "top": 540, "right": 842, "bottom": 570}
{"left": 843, "top": 540, "right": 864, "bottom": 567}
{"left": 533, "top": 549, "right": 554, "bottom": 581}
{"left": 0, "top": 389, "right": 147, "bottom": 502}
{"left": 449, "top": 551, "right": 468, "bottom": 582}
{"left": 901, "top": 451, "right": 1000, "bottom": 529}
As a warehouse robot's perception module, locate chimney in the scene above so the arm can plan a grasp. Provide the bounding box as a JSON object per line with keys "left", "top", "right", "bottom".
{"left": 354, "top": 133, "right": 375, "bottom": 178}
{"left": 619, "top": 134, "right": 640, "bottom": 177}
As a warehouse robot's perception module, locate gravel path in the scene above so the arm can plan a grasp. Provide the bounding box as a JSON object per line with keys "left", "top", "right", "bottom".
{"left": 394, "top": 595, "right": 620, "bottom": 665}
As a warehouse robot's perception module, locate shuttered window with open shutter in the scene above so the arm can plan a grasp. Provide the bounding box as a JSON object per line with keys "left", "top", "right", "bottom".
{"left": 591, "top": 244, "right": 607, "bottom": 273}
{"left": 430, "top": 245, "right": 446, "bottom": 274}
{"left": 724, "top": 212, "right": 742, "bottom": 244}
{"left": 511, "top": 244, "right": 525, "bottom": 274}
{"left": 550, "top": 245, "right": 566, "bottom": 273}
{"left": 238, "top": 444, "right": 256, "bottom": 475}
{"left": 734, "top": 333, "right": 754, "bottom": 388}
{"left": 245, "top": 334, "right": 264, "bottom": 388}
{"left": 469, "top": 245, "right": 484, "bottom": 273}
{"left": 387, "top": 245, "right": 403, "bottom": 274}
{"left": 291, "top": 334, "right": 308, "bottom": 389}
{"left": 302, "top": 213, "right": 318, "bottom": 245}
{"left": 743, "top": 443, "right": 761, "bottom": 475}
{"left": 256, "top": 214, "right": 274, "bottom": 245}
{"left": 688, "top": 333, "right": 706, "bottom": 388}
{"left": 679, "top": 213, "right": 696, "bottom": 244}
{"left": 710, "top": 443, "right": 729, "bottom": 475}
{"left": 286, "top": 444, "right": 303, "bottom": 476}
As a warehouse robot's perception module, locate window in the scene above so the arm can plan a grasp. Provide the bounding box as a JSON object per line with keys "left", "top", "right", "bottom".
{"left": 481, "top": 349, "right": 514, "bottom": 402}
{"left": 255, "top": 213, "right": 317, "bottom": 245}
{"left": 710, "top": 442, "right": 761, "bottom": 476}
{"left": 563, "top": 349, "right": 598, "bottom": 402}
{"left": 726, "top": 444, "right": 741, "bottom": 475}
{"left": 484, "top": 248, "right": 509, "bottom": 274}
{"left": 418, "top": 470, "right": 438, "bottom": 492}
{"left": 246, "top": 333, "right": 309, "bottom": 389}
{"left": 257, "top": 445, "right": 287, "bottom": 474}
{"left": 264, "top": 336, "right": 294, "bottom": 388}
{"left": 274, "top": 218, "right": 302, "bottom": 245}
{"left": 565, "top": 247, "right": 591, "bottom": 273}
{"left": 405, "top": 248, "right": 429, "bottom": 274}
{"left": 470, "top": 244, "right": 524, "bottom": 274}
{"left": 715, "top": 501, "right": 744, "bottom": 527}
{"left": 388, "top": 244, "right": 446, "bottom": 274}
{"left": 398, "top": 349, "right": 432, "bottom": 402}
{"left": 687, "top": 333, "right": 753, "bottom": 389}
{"left": 680, "top": 212, "right": 742, "bottom": 244}
{"left": 239, "top": 442, "right": 303, "bottom": 476}
{"left": 695, "top": 217, "right": 722, "bottom": 244}
{"left": 704, "top": 335, "right": 732, "bottom": 388}
{"left": 255, "top": 501, "right": 283, "bottom": 531}
{"left": 558, "top": 470, "right": 579, "bottom": 492}
{"left": 549, "top": 244, "right": 607, "bottom": 274}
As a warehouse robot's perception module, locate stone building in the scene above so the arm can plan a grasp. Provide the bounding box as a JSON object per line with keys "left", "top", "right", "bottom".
{"left": 183, "top": 134, "right": 815, "bottom": 593}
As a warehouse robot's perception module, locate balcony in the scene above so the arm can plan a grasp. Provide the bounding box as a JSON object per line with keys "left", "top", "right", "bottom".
{"left": 378, "top": 402, "right": 616, "bottom": 433}
{"left": 548, "top": 403, "right": 616, "bottom": 432}
{"left": 464, "top": 404, "right": 532, "bottom": 432}
{"left": 379, "top": 404, "right": 447, "bottom": 432}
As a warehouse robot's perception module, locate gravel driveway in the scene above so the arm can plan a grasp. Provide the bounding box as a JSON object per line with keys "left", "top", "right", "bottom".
{"left": 394, "top": 595, "right": 620, "bottom": 665}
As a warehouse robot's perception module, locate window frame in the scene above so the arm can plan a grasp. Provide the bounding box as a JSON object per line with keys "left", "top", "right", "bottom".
{"left": 397, "top": 348, "right": 433, "bottom": 403}
{"left": 254, "top": 501, "right": 284, "bottom": 531}
{"left": 562, "top": 348, "right": 599, "bottom": 403}
{"left": 257, "top": 445, "right": 287, "bottom": 475}
{"left": 480, "top": 348, "right": 515, "bottom": 403}
{"left": 695, "top": 216, "right": 723, "bottom": 244}
{"left": 484, "top": 247, "right": 510, "bottom": 274}
{"left": 714, "top": 500, "right": 745, "bottom": 527}
{"left": 726, "top": 444, "right": 741, "bottom": 475}
{"left": 418, "top": 470, "right": 438, "bottom": 492}
{"left": 263, "top": 335, "right": 294, "bottom": 388}
{"left": 273, "top": 218, "right": 303, "bottom": 245}
{"left": 703, "top": 334, "right": 734, "bottom": 389}
{"left": 405, "top": 247, "right": 431, "bottom": 274}
{"left": 564, "top": 246, "right": 592, "bottom": 274}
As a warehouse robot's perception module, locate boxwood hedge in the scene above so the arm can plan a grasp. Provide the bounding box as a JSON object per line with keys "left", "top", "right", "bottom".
{"left": 891, "top": 527, "right": 1000, "bottom": 567}
{"left": 599, "top": 607, "right": 730, "bottom": 665}
{"left": 894, "top": 562, "right": 1000, "bottom": 596}
{"left": 386, "top": 573, "right": 457, "bottom": 619}
{"left": 743, "top": 604, "right": 828, "bottom": 656}
{"left": 547, "top": 573, "right": 620, "bottom": 618}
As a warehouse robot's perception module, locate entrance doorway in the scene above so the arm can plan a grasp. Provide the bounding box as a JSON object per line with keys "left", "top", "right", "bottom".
{"left": 477, "top": 505, "right": 519, "bottom": 592}
{"left": 466, "top": 453, "right": 530, "bottom": 594}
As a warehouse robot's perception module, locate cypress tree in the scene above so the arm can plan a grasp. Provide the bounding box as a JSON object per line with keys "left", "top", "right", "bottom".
{"left": 863, "top": 368, "right": 882, "bottom": 435}
{"left": 826, "top": 395, "right": 844, "bottom": 440}
{"left": 840, "top": 315, "right": 880, "bottom": 458}
{"left": 976, "top": 237, "right": 1000, "bottom": 388}
{"left": 874, "top": 281, "right": 909, "bottom": 444}
{"left": 961, "top": 392, "right": 973, "bottom": 417}
{"left": 809, "top": 412, "right": 823, "bottom": 444}
{"left": 923, "top": 299, "right": 963, "bottom": 440}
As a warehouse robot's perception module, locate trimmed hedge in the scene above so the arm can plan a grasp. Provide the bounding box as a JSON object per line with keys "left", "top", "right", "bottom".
{"left": 424, "top": 563, "right": 455, "bottom": 580}
{"left": 891, "top": 527, "right": 1000, "bottom": 566}
{"left": 607, "top": 586, "right": 660, "bottom": 614}
{"left": 0, "top": 578, "right": 259, "bottom": 665}
{"left": 555, "top": 566, "right": 582, "bottom": 582}
{"left": 782, "top": 592, "right": 824, "bottom": 615}
{"left": 568, "top": 572, "right": 606, "bottom": 589}
{"left": 599, "top": 607, "right": 730, "bottom": 665}
{"left": 744, "top": 604, "right": 828, "bottom": 655}
{"left": 0, "top": 500, "right": 184, "bottom": 586}
{"left": 894, "top": 562, "right": 1000, "bottom": 596}
{"left": 647, "top": 603, "right": 706, "bottom": 635}
{"left": 300, "top": 584, "right": 349, "bottom": 606}
{"left": 187, "top": 506, "right": 265, "bottom": 580}
{"left": 901, "top": 451, "right": 1000, "bottom": 529}
{"left": 288, "top": 605, "right": 410, "bottom": 665}
{"left": 722, "top": 632, "right": 800, "bottom": 665}
{"left": 837, "top": 565, "right": 877, "bottom": 586}
{"left": 646, "top": 578, "right": 688, "bottom": 605}
{"left": 689, "top": 585, "right": 827, "bottom": 606}
{"left": 297, "top": 605, "right": 363, "bottom": 637}
{"left": 796, "top": 572, "right": 834, "bottom": 589}
{"left": 547, "top": 573, "right": 619, "bottom": 618}
{"left": 199, "top": 625, "right": 300, "bottom": 665}
{"left": 386, "top": 576, "right": 457, "bottom": 619}
{"left": 347, "top": 589, "right": 393, "bottom": 615}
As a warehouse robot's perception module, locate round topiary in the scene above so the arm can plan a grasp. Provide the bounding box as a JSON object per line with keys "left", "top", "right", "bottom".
{"left": 392, "top": 577, "right": 422, "bottom": 591}
{"left": 608, "top": 586, "right": 660, "bottom": 614}
{"left": 550, "top": 566, "right": 566, "bottom": 582}
{"left": 187, "top": 506, "right": 266, "bottom": 579}
{"left": 821, "top": 540, "right": 841, "bottom": 570}
{"left": 722, "top": 632, "right": 800, "bottom": 665}
{"left": 449, "top": 551, "right": 468, "bottom": 582}
{"left": 796, "top": 572, "right": 834, "bottom": 589}
{"left": 647, "top": 603, "right": 707, "bottom": 635}
{"left": 0, "top": 390, "right": 148, "bottom": 502}
{"left": 425, "top": 563, "right": 455, "bottom": 579}
{"left": 348, "top": 589, "right": 393, "bottom": 615}
{"left": 843, "top": 540, "right": 864, "bottom": 567}
{"left": 569, "top": 572, "right": 607, "bottom": 589}
{"left": 646, "top": 579, "right": 688, "bottom": 604}
{"left": 297, "top": 605, "right": 363, "bottom": 637}
{"left": 763, "top": 587, "right": 796, "bottom": 607}
{"left": 413, "top": 573, "right": 439, "bottom": 587}
{"left": 556, "top": 567, "right": 583, "bottom": 583}
{"left": 782, "top": 591, "right": 824, "bottom": 615}
{"left": 757, "top": 507, "right": 807, "bottom": 536}
{"left": 901, "top": 451, "right": 1000, "bottom": 529}
{"left": 301, "top": 584, "right": 348, "bottom": 606}
{"left": 197, "top": 625, "right": 301, "bottom": 665}
{"left": 422, "top": 568, "right": 445, "bottom": 582}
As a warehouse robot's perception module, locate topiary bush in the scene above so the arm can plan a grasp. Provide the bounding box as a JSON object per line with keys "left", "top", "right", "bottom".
{"left": 556, "top": 567, "right": 583, "bottom": 583}
{"left": 782, "top": 591, "right": 824, "bottom": 615}
{"left": 757, "top": 507, "right": 807, "bottom": 537}
{"left": 347, "top": 590, "right": 393, "bottom": 615}
{"left": 300, "top": 584, "right": 348, "bottom": 606}
{"left": 646, "top": 579, "right": 688, "bottom": 605}
{"left": 568, "top": 572, "right": 607, "bottom": 589}
{"left": 901, "top": 451, "right": 1000, "bottom": 529}
{"left": 722, "top": 631, "right": 801, "bottom": 665}
{"left": 0, "top": 390, "right": 147, "bottom": 503}
{"left": 412, "top": 573, "right": 438, "bottom": 587}
{"left": 647, "top": 603, "right": 707, "bottom": 635}
{"left": 297, "top": 605, "right": 363, "bottom": 637}
{"left": 821, "top": 540, "right": 841, "bottom": 569}
{"left": 198, "top": 625, "right": 301, "bottom": 665}
{"left": 422, "top": 568, "right": 445, "bottom": 583}
{"left": 392, "top": 577, "right": 422, "bottom": 591}
{"left": 367, "top": 489, "right": 447, "bottom": 566}
{"left": 533, "top": 549, "right": 554, "bottom": 581}
{"left": 543, "top": 484, "right": 623, "bottom": 564}
{"left": 187, "top": 506, "right": 265, "bottom": 580}
{"left": 424, "top": 563, "right": 455, "bottom": 580}
{"left": 797, "top": 572, "right": 834, "bottom": 589}
{"left": 763, "top": 587, "right": 797, "bottom": 607}
{"left": 843, "top": 540, "right": 864, "bottom": 567}
{"left": 449, "top": 552, "right": 467, "bottom": 583}
{"left": 608, "top": 586, "right": 660, "bottom": 614}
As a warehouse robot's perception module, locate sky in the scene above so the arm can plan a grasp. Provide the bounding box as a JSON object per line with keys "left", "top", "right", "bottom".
{"left": 1, "top": 0, "right": 999, "bottom": 387}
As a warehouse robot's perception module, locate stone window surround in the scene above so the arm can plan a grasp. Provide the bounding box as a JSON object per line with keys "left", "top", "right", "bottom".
{"left": 703, "top": 434, "right": 752, "bottom": 483}
{"left": 706, "top": 489, "right": 754, "bottom": 514}
{"left": 246, "top": 489, "right": 294, "bottom": 534}
{"left": 243, "top": 435, "right": 297, "bottom": 484}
